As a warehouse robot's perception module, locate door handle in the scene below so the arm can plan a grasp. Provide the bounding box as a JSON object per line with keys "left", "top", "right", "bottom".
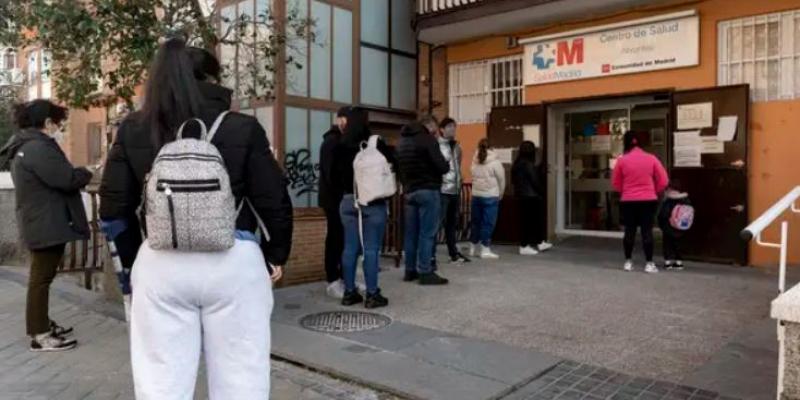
{"left": 730, "top": 205, "right": 745, "bottom": 213}
{"left": 731, "top": 160, "right": 745, "bottom": 168}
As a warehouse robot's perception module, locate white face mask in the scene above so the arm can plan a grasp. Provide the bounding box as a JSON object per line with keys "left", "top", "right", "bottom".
{"left": 443, "top": 125, "right": 456, "bottom": 139}
{"left": 51, "top": 129, "right": 65, "bottom": 143}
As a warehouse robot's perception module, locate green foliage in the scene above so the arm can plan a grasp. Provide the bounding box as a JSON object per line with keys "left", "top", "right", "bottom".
{"left": 0, "top": 0, "right": 314, "bottom": 109}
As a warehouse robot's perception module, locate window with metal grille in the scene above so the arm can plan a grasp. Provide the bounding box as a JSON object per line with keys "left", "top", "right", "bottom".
{"left": 449, "top": 55, "right": 523, "bottom": 123}
{"left": 718, "top": 10, "right": 800, "bottom": 102}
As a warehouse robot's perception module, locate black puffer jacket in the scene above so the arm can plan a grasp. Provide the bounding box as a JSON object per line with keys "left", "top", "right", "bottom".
{"left": 512, "top": 158, "right": 544, "bottom": 198}
{"left": 318, "top": 126, "right": 342, "bottom": 210}
{"left": 1, "top": 129, "right": 92, "bottom": 250}
{"left": 99, "top": 82, "right": 294, "bottom": 266}
{"left": 395, "top": 122, "right": 449, "bottom": 193}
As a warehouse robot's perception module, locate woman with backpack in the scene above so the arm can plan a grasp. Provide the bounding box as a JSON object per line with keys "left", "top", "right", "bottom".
{"left": 612, "top": 131, "right": 669, "bottom": 274}
{"left": 99, "top": 39, "right": 292, "bottom": 399}
{"left": 0, "top": 100, "right": 91, "bottom": 352}
{"left": 332, "top": 107, "right": 396, "bottom": 308}
{"left": 469, "top": 139, "right": 505, "bottom": 260}
{"left": 511, "top": 141, "right": 552, "bottom": 256}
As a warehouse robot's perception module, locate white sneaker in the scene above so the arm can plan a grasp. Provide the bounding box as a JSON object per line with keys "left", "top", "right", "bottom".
{"left": 30, "top": 333, "right": 77, "bottom": 353}
{"left": 645, "top": 262, "right": 659, "bottom": 274}
{"left": 326, "top": 280, "right": 346, "bottom": 299}
{"left": 519, "top": 246, "right": 539, "bottom": 256}
{"left": 537, "top": 242, "right": 553, "bottom": 252}
{"left": 623, "top": 260, "right": 634, "bottom": 272}
{"left": 480, "top": 246, "right": 500, "bottom": 259}
{"left": 468, "top": 243, "right": 476, "bottom": 257}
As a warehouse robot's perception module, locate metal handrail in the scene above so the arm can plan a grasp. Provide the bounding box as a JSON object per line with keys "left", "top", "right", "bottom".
{"left": 742, "top": 186, "right": 799, "bottom": 400}
{"left": 741, "top": 186, "right": 800, "bottom": 241}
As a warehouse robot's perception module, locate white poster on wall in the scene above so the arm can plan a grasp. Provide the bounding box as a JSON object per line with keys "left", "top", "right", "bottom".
{"left": 673, "top": 130, "right": 702, "bottom": 167}
{"left": 522, "top": 14, "right": 699, "bottom": 85}
{"left": 523, "top": 124, "right": 541, "bottom": 147}
{"left": 677, "top": 102, "right": 713, "bottom": 130}
{"left": 701, "top": 136, "right": 725, "bottom": 154}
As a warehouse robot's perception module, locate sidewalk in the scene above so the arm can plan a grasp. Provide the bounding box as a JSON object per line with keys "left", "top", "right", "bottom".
{"left": 0, "top": 266, "right": 395, "bottom": 400}
{"left": 272, "top": 238, "right": 782, "bottom": 400}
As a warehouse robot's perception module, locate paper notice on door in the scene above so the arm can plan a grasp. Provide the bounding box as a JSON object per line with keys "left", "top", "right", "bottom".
{"left": 523, "top": 124, "right": 541, "bottom": 147}
{"left": 717, "top": 116, "right": 738, "bottom": 142}
{"left": 591, "top": 135, "right": 612, "bottom": 152}
{"left": 674, "top": 130, "right": 702, "bottom": 147}
{"left": 701, "top": 136, "right": 725, "bottom": 154}
{"left": 495, "top": 148, "right": 514, "bottom": 164}
{"left": 677, "top": 102, "right": 713, "bottom": 130}
{"left": 674, "top": 147, "right": 702, "bottom": 167}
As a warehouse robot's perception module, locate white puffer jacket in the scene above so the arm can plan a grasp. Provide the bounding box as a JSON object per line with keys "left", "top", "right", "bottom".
{"left": 470, "top": 149, "right": 505, "bottom": 198}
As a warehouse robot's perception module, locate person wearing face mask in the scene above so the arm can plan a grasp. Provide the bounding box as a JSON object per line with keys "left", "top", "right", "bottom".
{"left": 0, "top": 99, "right": 93, "bottom": 352}
{"left": 433, "top": 118, "right": 469, "bottom": 265}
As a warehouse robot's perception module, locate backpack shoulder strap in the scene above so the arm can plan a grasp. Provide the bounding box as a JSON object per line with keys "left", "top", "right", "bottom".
{"left": 176, "top": 118, "right": 208, "bottom": 140}
{"left": 206, "top": 111, "right": 231, "bottom": 143}
{"left": 367, "top": 135, "right": 380, "bottom": 149}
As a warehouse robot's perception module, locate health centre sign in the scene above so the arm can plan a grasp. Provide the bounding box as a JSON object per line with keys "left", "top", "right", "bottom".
{"left": 522, "top": 14, "right": 699, "bottom": 85}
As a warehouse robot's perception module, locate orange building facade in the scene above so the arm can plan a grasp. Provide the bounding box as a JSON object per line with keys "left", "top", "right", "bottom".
{"left": 418, "top": 0, "right": 800, "bottom": 267}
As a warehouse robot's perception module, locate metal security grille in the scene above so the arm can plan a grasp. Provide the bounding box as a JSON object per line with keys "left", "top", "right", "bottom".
{"left": 300, "top": 311, "right": 392, "bottom": 333}
{"left": 719, "top": 9, "right": 800, "bottom": 101}
{"left": 449, "top": 55, "right": 523, "bottom": 123}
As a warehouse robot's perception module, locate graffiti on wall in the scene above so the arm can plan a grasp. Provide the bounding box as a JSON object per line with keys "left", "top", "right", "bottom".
{"left": 284, "top": 148, "right": 319, "bottom": 197}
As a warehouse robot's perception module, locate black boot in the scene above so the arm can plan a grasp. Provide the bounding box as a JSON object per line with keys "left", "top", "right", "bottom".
{"left": 419, "top": 272, "right": 449, "bottom": 285}
{"left": 403, "top": 271, "right": 419, "bottom": 282}
{"left": 365, "top": 290, "right": 389, "bottom": 309}
{"left": 341, "top": 290, "right": 364, "bottom": 306}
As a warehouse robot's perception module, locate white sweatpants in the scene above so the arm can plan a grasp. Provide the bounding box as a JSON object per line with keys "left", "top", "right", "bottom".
{"left": 130, "top": 240, "right": 273, "bottom": 400}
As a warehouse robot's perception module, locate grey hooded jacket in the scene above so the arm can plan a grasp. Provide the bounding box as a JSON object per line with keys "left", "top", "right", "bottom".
{"left": 437, "top": 136, "right": 462, "bottom": 195}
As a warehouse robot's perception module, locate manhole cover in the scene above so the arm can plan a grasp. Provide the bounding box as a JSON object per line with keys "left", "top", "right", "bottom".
{"left": 300, "top": 311, "right": 392, "bottom": 333}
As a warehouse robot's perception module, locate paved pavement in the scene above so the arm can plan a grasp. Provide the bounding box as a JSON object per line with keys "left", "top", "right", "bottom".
{"left": 0, "top": 267, "right": 396, "bottom": 400}
{"left": 274, "top": 238, "right": 783, "bottom": 400}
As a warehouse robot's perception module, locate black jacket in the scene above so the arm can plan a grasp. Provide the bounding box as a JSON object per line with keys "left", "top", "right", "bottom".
{"left": 395, "top": 122, "right": 449, "bottom": 193}
{"left": 99, "top": 82, "right": 294, "bottom": 266}
{"left": 1, "top": 129, "right": 92, "bottom": 250}
{"left": 318, "top": 126, "right": 342, "bottom": 210}
{"left": 512, "top": 158, "right": 544, "bottom": 198}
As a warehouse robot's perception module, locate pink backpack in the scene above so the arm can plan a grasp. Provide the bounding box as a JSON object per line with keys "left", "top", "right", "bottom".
{"left": 670, "top": 204, "right": 695, "bottom": 231}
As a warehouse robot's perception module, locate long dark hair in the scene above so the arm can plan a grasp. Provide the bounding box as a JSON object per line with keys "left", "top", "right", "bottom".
{"left": 140, "top": 38, "right": 206, "bottom": 149}
{"left": 623, "top": 131, "right": 640, "bottom": 153}
{"left": 516, "top": 140, "right": 536, "bottom": 164}
{"left": 477, "top": 139, "right": 489, "bottom": 164}
{"left": 342, "top": 107, "right": 370, "bottom": 146}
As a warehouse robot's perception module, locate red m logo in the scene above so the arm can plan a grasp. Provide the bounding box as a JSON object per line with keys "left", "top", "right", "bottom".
{"left": 557, "top": 39, "right": 584, "bottom": 66}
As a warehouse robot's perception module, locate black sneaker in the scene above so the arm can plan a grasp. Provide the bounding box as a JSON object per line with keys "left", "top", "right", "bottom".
{"left": 50, "top": 320, "right": 73, "bottom": 338}
{"left": 365, "top": 291, "right": 389, "bottom": 309}
{"left": 450, "top": 253, "right": 471, "bottom": 264}
{"left": 30, "top": 333, "right": 77, "bottom": 353}
{"left": 403, "top": 271, "right": 419, "bottom": 282}
{"left": 341, "top": 290, "right": 364, "bottom": 306}
{"left": 419, "top": 272, "right": 449, "bottom": 285}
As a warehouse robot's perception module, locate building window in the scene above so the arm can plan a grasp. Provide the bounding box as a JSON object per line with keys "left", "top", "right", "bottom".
{"left": 3, "top": 50, "right": 15, "bottom": 70}
{"left": 219, "top": 0, "right": 275, "bottom": 99}
{"left": 285, "top": 106, "right": 329, "bottom": 207}
{"left": 359, "top": 0, "right": 416, "bottom": 111}
{"left": 285, "top": 0, "right": 353, "bottom": 103}
{"left": 449, "top": 55, "right": 523, "bottom": 124}
{"left": 719, "top": 10, "right": 800, "bottom": 102}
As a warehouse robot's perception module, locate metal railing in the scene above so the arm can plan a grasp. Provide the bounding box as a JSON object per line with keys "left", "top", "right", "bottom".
{"left": 741, "top": 185, "right": 800, "bottom": 400}
{"left": 58, "top": 188, "right": 105, "bottom": 289}
{"left": 417, "top": 0, "right": 484, "bottom": 15}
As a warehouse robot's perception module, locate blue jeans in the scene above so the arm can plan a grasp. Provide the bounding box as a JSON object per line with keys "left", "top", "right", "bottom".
{"left": 404, "top": 189, "right": 441, "bottom": 275}
{"left": 470, "top": 196, "right": 500, "bottom": 247}
{"left": 340, "top": 195, "right": 387, "bottom": 295}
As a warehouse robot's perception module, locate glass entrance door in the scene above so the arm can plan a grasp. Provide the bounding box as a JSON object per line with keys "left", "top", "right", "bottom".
{"left": 554, "top": 98, "right": 669, "bottom": 237}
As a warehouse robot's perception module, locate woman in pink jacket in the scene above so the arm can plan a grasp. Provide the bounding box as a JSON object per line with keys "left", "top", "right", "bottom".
{"left": 612, "top": 131, "right": 669, "bottom": 273}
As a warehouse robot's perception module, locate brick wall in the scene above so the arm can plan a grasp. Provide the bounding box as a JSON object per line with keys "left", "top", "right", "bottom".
{"left": 278, "top": 208, "right": 327, "bottom": 287}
